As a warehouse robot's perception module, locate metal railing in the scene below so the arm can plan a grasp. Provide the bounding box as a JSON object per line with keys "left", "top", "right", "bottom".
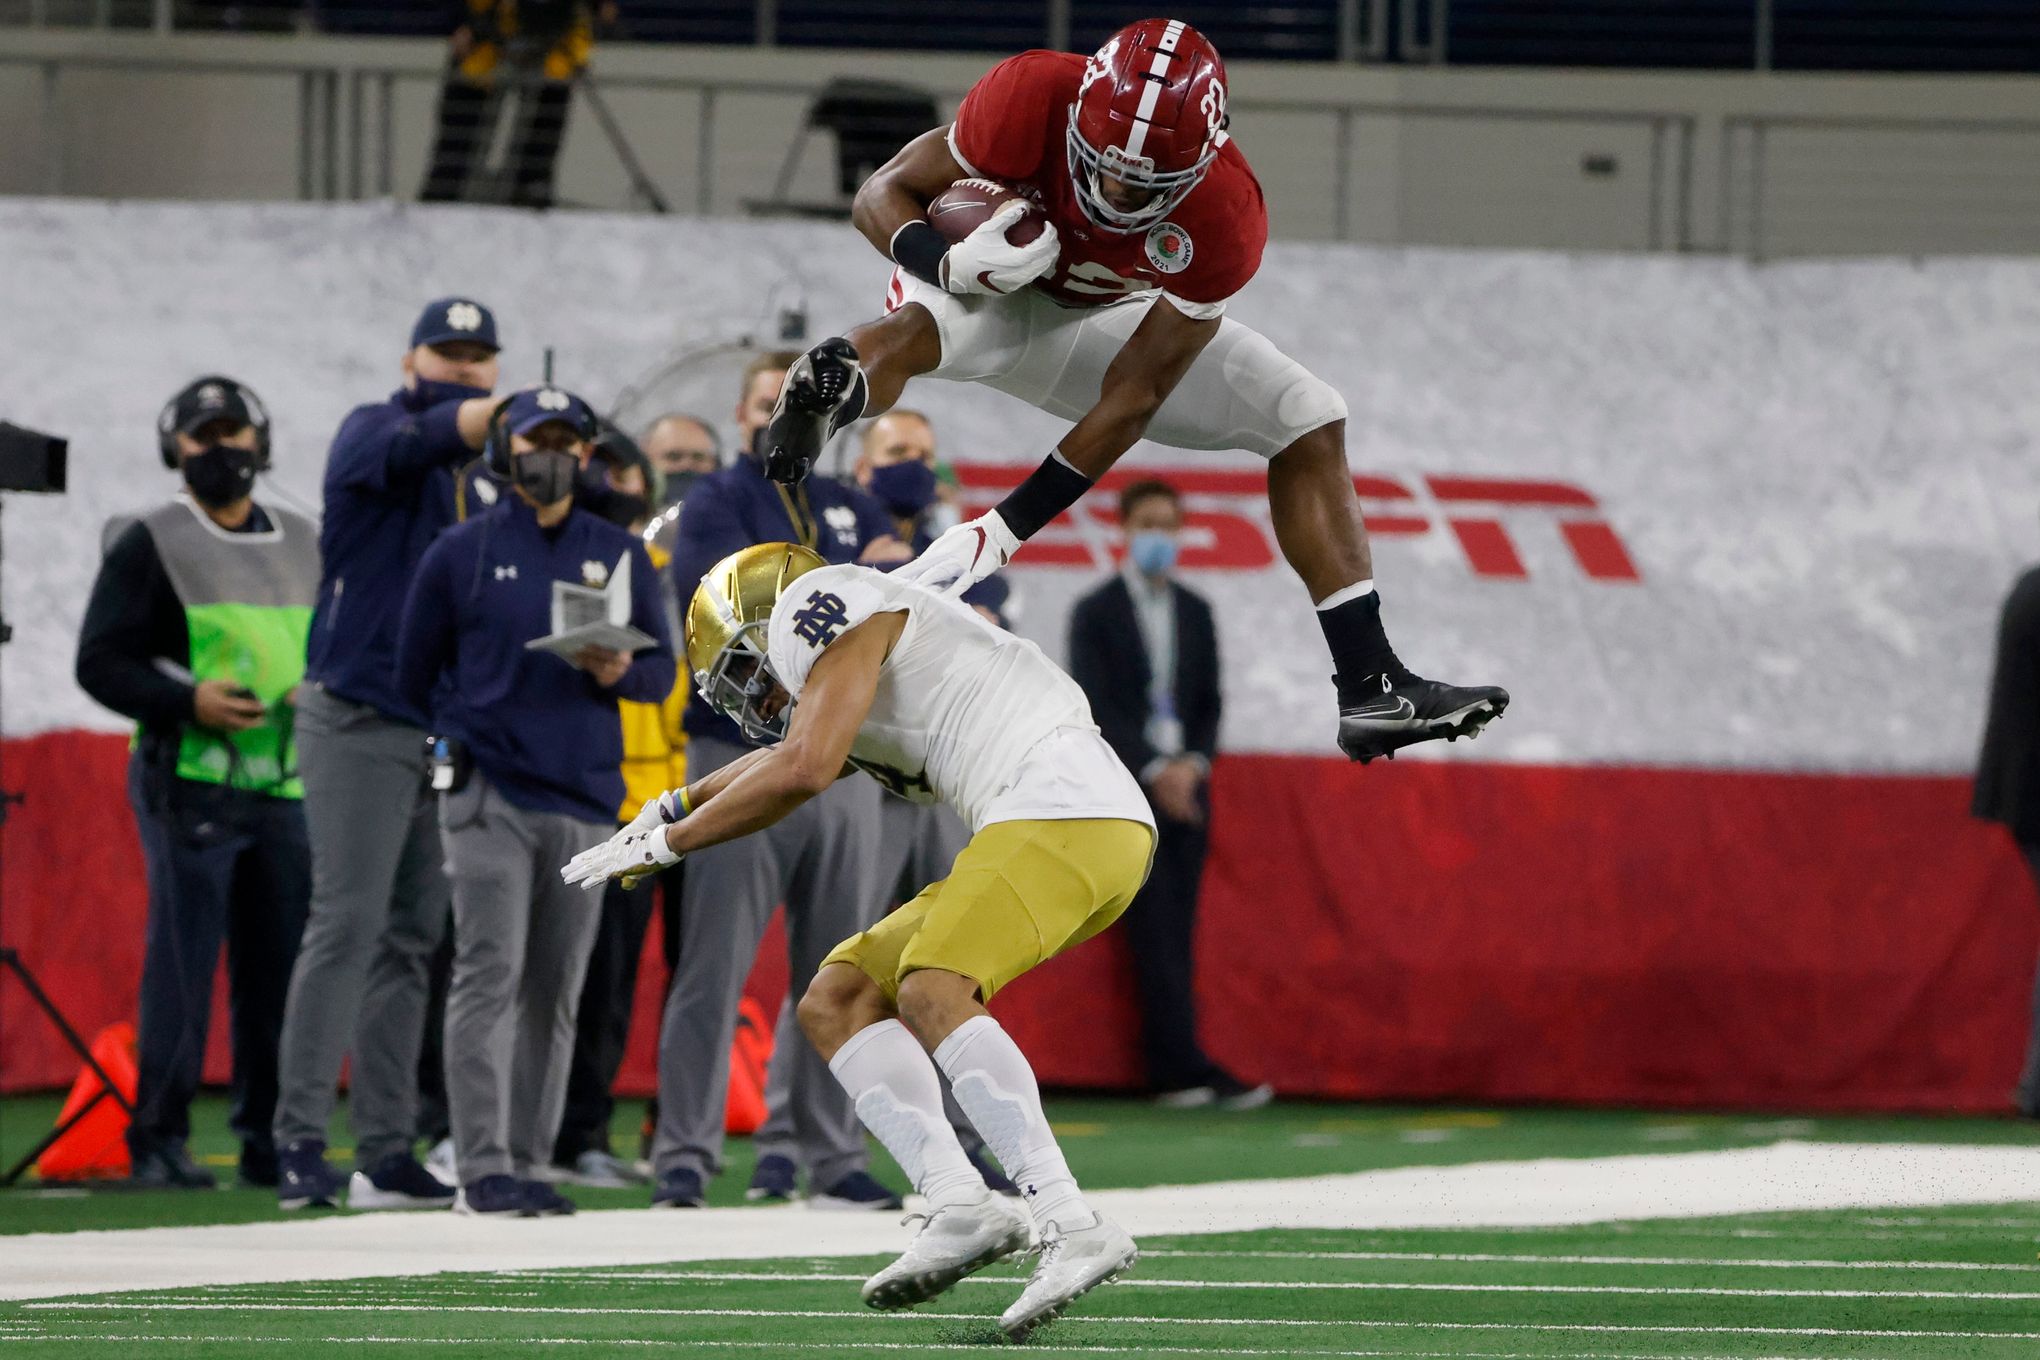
{"left": 0, "top": 42, "right": 1699, "bottom": 249}
{"left": 6, "top": 1, "right": 2037, "bottom": 75}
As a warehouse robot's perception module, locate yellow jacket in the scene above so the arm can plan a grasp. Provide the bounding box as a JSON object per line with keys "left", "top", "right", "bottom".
{"left": 617, "top": 543, "right": 688, "bottom": 819}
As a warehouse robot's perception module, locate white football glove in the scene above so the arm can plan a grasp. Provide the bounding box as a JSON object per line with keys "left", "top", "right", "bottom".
{"left": 942, "top": 201, "right": 1060, "bottom": 297}
{"left": 562, "top": 802, "right": 685, "bottom": 892}
{"left": 891, "top": 510, "right": 1022, "bottom": 597}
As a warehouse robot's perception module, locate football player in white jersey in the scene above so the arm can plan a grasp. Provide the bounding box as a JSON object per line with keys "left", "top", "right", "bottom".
{"left": 562, "top": 542, "right": 1155, "bottom": 1339}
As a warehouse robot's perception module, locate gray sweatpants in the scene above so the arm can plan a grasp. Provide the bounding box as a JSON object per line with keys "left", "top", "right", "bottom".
{"left": 440, "top": 776, "right": 607, "bottom": 1183}
{"left": 653, "top": 735, "right": 885, "bottom": 1188}
{"left": 273, "top": 686, "right": 450, "bottom": 1169}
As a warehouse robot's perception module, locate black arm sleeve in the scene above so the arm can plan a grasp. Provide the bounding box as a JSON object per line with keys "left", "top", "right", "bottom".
{"left": 75, "top": 522, "right": 195, "bottom": 732}
{"left": 994, "top": 452, "right": 1095, "bottom": 541}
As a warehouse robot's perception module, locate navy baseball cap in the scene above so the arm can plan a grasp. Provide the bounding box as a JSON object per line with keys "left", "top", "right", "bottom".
{"left": 502, "top": 386, "right": 596, "bottom": 438}
{"left": 410, "top": 296, "right": 500, "bottom": 352}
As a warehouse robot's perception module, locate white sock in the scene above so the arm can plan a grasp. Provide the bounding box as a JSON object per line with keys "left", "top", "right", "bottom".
{"left": 933, "top": 1015, "right": 1090, "bottom": 1231}
{"left": 827, "top": 1020, "right": 983, "bottom": 1209}
{"left": 1316, "top": 579, "right": 1375, "bottom": 610}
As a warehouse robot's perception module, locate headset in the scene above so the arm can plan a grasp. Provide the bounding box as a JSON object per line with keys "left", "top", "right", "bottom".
{"left": 157, "top": 375, "right": 273, "bottom": 472}
{"left": 481, "top": 388, "right": 599, "bottom": 480}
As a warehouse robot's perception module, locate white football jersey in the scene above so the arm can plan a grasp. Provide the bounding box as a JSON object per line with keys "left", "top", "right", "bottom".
{"left": 765, "top": 563, "right": 1154, "bottom": 834}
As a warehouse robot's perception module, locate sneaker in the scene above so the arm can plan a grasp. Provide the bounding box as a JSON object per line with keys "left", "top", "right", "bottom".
{"left": 236, "top": 1141, "right": 278, "bottom": 1189}
{"left": 812, "top": 1169, "right": 904, "bottom": 1212}
{"left": 746, "top": 1153, "right": 798, "bottom": 1203}
{"left": 349, "top": 1153, "right": 456, "bottom": 1211}
{"left": 276, "top": 1139, "right": 342, "bottom": 1209}
{"left": 424, "top": 1137, "right": 459, "bottom": 1188}
{"left": 651, "top": 1167, "right": 706, "bottom": 1208}
{"left": 861, "top": 1195, "right": 1032, "bottom": 1310}
{"left": 1212, "top": 1075, "right": 1276, "bottom": 1112}
{"left": 1337, "top": 673, "right": 1509, "bottom": 764}
{"left": 1153, "top": 1085, "right": 1217, "bottom": 1109}
{"left": 965, "top": 1143, "right": 1019, "bottom": 1197}
{"left": 998, "top": 1213, "right": 1139, "bottom": 1341}
{"left": 128, "top": 1140, "right": 217, "bottom": 1191}
{"left": 455, "top": 1174, "right": 527, "bottom": 1216}
{"left": 520, "top": 1179, "right": 577, "bottom": 1216}
{"left": 760, "top": 338, "right": 865, "bottom": 486}
{"left": 561, "top": 1150, "right": 645, "bottom": 1189}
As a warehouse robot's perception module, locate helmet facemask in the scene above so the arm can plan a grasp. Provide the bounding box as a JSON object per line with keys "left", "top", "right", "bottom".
{"left": 699, "top": 620, "right": 792, "bottom": 746}
{"left": 1065, "top": 106, "right": 1216, "bottom": 234}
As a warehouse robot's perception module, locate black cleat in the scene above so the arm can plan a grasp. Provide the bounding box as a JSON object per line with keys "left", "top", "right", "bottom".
{"left": 1337, "top": 674, "right": 1509, "bottom": 764}
{"left": 762, "top": 338, "right": 866, "bottom": 486}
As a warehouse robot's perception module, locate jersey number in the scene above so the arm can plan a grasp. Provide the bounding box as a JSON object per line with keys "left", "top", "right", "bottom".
{"left": 1057, "top": 260, "right": 1146, "bottom": 298}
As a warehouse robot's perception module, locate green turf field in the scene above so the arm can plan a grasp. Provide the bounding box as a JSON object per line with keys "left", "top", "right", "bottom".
{"left": 6, "top": 1207, "right": 2040, "bottom": 1357}
{"left": 4, "top": 1095, "right": 2039, "bottom": 1357}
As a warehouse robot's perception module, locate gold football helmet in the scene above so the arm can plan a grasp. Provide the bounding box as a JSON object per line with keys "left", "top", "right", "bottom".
{"left": 686, "top": 542, "right": 827, "bottom": 744}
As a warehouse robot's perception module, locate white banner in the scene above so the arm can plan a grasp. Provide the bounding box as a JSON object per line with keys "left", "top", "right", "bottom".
{"left": 4, "top": 200, "right": 2035, "bottom": 770}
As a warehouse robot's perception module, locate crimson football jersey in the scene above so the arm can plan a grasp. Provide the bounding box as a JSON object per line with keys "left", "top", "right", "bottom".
{"left": 947, "top": 50, "right": 1267, "bottom": 319}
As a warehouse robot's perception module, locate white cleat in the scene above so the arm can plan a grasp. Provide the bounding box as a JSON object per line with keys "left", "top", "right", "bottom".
{"left": 860, "top": 1194, "right": 1032, "bottom": 1311}
{"left": 998, "top": 1213, "right": 1138, "bottom": 1341}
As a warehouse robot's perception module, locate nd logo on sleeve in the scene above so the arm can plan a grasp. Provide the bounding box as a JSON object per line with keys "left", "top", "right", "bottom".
{"left": 791, "top": 590, "right": 851, "bottom": 647}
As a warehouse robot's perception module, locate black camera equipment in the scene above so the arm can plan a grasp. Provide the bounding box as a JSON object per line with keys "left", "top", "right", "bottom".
{"left": 0, "top": 420, "right": 131, "bottom": 1187}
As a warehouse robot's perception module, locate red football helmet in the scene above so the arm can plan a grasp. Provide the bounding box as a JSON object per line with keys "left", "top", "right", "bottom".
{"left": 1065, "top": 18, "right": 1228, "bottom": 234}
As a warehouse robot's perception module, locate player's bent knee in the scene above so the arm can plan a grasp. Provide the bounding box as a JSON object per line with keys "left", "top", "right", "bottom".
{"left": 798, "top": 962, "right": 883, "bottom": 1056}
{"left": 895, "top": 967, "right": 980, "bottom": 1046}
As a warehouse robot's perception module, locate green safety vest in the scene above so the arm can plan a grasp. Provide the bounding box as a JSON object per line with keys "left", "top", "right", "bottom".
{"left": 132, "top": 498, "right": 320, "bottom": 799}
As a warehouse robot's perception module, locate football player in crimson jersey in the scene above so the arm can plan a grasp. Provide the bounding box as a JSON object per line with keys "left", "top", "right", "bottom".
{"left": 762, "top": 17, "right": 1507, "bottom": 763}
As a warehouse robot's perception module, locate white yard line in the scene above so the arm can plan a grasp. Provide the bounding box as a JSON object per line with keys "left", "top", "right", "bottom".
{"left": 222, "top": 1268, "right": 2040, "bottom": 1302}
{"left": 1144, "top": 1248, "right": 2040, "bottom": 1272}
{"left": 6, "top": 1140, "right": 2040, "bottom": 1302}
{"left": 0, "top": 1335, "right": 1884, "bottom": 1360}
{"left": 17, "top": 1303, "right": 2039, "bottom": 1344}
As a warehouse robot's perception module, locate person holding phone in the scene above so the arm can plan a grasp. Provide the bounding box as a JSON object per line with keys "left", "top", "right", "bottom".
{"left": 75, "top": 375, "right": 319, "bottom": 1190}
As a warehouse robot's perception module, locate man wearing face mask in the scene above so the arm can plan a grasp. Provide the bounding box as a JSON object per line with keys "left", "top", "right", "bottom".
{"left": 1067, "top": 480, "right": 1271, "bottom": 1111}
{"left": 75, "top": 376, "right": 316, "bottom": 1190}
{"left": 271, "top": 298, "right": 501, "bottom": 1212}
{"left": 653, "top": 352, "right": 910, "bottom": 1211}
{"left": 396, "top": 386, "right": 676, "bottom": 1216}
{"left": 550, "top": 429, "right": 691, "bottom": 1186}
{"left": 853, "top": 410, "right": 1009, "bottom": 628}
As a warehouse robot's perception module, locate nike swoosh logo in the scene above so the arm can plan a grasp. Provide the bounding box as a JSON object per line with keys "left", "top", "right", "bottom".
{"left": 1342, "top": 697, "right": 1417, "bottom": 721}
{"left": 966, "top": 526, "right": 988, "bottom": 571}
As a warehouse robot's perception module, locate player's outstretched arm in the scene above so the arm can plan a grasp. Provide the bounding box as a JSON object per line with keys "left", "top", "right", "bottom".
{"left": 850, "top": 127, "right": 971, "bottom": 258}
{"left": 664, "top": 614, "right": 897, "bottom": 855}
{"left": 896, "top": 300, "right": 1220, "bottom": 597}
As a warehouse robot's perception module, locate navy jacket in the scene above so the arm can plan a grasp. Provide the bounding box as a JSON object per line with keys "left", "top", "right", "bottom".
{"left": 305, "top": 388, "right": 472, "bottom": 726}
{"left": 395, "top": 498, "right": 677, "bottom": 823}
{"left": 669, "top": 455, "right": 894, "bottom": 744}
{"left": 1067, "top": 575, "right": 1222, "bottom": 782}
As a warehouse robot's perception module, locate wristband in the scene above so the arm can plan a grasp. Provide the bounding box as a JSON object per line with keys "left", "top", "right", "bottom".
{"left": 891, "top": 220, "right": 948, "bottom": 290}
{"left": 994, "top": 450, "right": 1095, "bottom": 540}
{"left": 676, "top": 785, "right": 693, "bottom": 817}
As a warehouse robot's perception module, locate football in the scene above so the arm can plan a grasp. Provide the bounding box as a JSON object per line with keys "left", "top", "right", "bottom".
{"left": 925, "top": 178, "right": 1049, "bottom": 247}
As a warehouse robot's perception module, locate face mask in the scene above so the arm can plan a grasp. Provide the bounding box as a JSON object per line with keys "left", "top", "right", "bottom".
{"left": 409, "top": 377, "right": 492, "bottom": 410}
{"left": 662, "top": 469, "right": 704, "bottom": 505}
{"left": 183, "top": 443, "right": 259, "bottom": 509}
{"left": 1128, "top": 529, "right": 1178, "bottom": 577}
{"left": 868, "top": 460, "right": 938, "bottom": 518}
{"left": 513, "top": 449, "right": 578, "bottom": 506}
{"left": 600, "top": 492, "right": 649, "bottom": 529}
